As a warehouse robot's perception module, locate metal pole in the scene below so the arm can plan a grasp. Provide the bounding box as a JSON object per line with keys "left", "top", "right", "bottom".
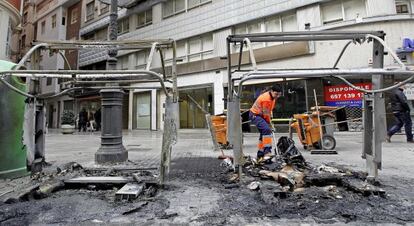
{"left": 96, "top": 0, "right": 128, "bottom": 164}
{"left": 313, "top": 89, "right": 325, "bottom": 150}
{"left": 364, "top": 32, "right": 386, "bottom": 181}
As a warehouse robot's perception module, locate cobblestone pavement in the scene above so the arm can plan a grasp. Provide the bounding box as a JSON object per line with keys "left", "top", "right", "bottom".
{"left": 1, "top": 129, "right": 414, "bottom": 225}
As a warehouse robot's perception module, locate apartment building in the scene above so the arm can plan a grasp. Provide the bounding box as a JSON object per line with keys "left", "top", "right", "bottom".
{"left": 0, "top": 0, "right": 22, "bottom": 62}
{"left": 20, "top": 0, "right": 36, "bottom": 64}
{"left": 25, "top": 0, "right": 82, "bottom": 128}
{"left": 77, "top": 0, "right": 414, "bottom": 131}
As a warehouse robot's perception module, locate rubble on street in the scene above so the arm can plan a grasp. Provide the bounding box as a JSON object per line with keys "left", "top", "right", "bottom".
{"left": 1, "top": 131, "right": 414, "bottom": 225}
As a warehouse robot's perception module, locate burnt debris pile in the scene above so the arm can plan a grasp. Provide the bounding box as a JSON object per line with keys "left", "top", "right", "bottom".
{"left": 1, "top": 162, "right": 159, "bottom": 204}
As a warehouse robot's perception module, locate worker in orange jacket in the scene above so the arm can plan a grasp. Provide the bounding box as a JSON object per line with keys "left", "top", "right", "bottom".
{"left": 249, "top": 85, "right": 282, "bottom": 161}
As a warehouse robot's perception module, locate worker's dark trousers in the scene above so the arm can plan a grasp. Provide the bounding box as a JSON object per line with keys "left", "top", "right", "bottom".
{"left": 249, "top": 111, "right": 273, "bottom": 158}
{"left": 388, "top": 111, "right": 413, "bottom": 141}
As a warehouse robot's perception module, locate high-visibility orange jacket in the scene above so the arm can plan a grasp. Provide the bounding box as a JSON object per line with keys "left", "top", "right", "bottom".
{"left": 250, "top": 91, "right": 276, "bottom": 123}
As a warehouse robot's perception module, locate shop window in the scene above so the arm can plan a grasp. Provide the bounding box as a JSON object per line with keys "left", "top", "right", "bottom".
{"left": 396, "top": 0, "right": 411, "bottom": 13}
{"left": 118, "top": 17, "right": 130, "bottom": 34}
{"left": 86, "top": 1, "right": 95, "bottom": 21}
{"left": 71, "top": 8, "right": 78, "bottom": 24}
{"left": 137, "top": 9, "right": 152, "bottom": 28}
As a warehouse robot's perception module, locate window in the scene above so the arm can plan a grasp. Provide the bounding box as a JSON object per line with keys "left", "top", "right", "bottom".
{"left": 165, "top": 41, "right": 187, "bottom": 63}
{"left": 21, "top": 35, "right": 26, "bottom": 48}
{"left": 233, "top": 14, "right": 298, "bottom": 49}
{"left": 118, "top": 56, "right": 129, "bottom": 70}
{"left": 188, "top": 0, "right": 210, "bottom": 8}
{"left": 163, "top": 0, "right": 185, "bottom": 17}
{"left": 135, "top": 51, "right": 148, "bottom": 69}
{"left": 163, "top": 0, "right": 211, "bottom": 17}
{"left": 83, "top": 33, "right": 95, "bottom": 40}
{"left": 321, "top": 0, "right": 366, "bottom": 24}
{"left": 71, "top": 8, "right": 78, "bottom": 24}
{"left": 100, "top": 3, "right": 109, "bottom": 14}
{"left": 23, "top": 12, "right": 28, "bottom": 24}
{"left": 188, "top": 34, "right": 213, "bottom": 62}
{"left": 51, "top": 14, "right": 56, "bottom": 28}
{"left": 164, "top": 35, "right": 212, "bottom": 65}
{"left": 46, "top": 78, "right": 52, "bottom": 86}
{"left": 118, "top": 17, "right": 130, "bottom": 34}
{"left": 95, "top": 28, "right": 107, "bottom": 40}
{"left": 396, "top": 0, "right": 411, "bottom": 13}
{"left": 281, "top": 14, "right": 297, "bottom": 31}
{"left": 343, "top": 0, "right": 366, "bottom": 20}
{"left": 137, "top": 9, "right": 152, "bottom": 28}
{"left": 321, "top": 1, "right": 343, "bottom": 24}
{"left": 86, "top": 1, "right": 95, "bottom": 21}
{"left": 41, "top": 20, "right": 46, "bottom": 34}
{"left": 6, "top": 21, "right": 11, "bottom": 57}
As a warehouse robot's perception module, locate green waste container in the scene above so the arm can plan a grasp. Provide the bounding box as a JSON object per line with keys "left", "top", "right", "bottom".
{"left": 0, "top": 60, "right": 28, "bottom": 179}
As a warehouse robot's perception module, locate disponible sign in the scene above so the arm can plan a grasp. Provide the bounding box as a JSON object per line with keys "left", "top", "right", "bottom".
{"left": 324, "top": 83, "right": 372, "bottom": 107}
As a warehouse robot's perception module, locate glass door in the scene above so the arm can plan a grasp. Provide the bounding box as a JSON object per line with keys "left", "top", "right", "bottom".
{"left": 134, "top": 92, "right": 151, "bottom": 129}
{"left": 179, "top": 86, "right": 213, "bottom": 128}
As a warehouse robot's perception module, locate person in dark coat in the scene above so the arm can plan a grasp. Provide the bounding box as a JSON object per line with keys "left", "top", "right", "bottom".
{"left": 94, "top": 108, "right": 101, "bottom": 131}
{"left": 386, "top": 85, "right": 413, "bottom": 143}
{"left": 78, "top": 108, "right": 88, "bottom": 132}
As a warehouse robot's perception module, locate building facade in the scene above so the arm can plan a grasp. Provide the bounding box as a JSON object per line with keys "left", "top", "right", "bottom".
{"left": 77, "top": 0, "right": 414, "bottom": 131}
{"left": 20, "top": 0, "right": 82, "bottom": 129}
{"left": 0, "top": 0, "right": 22, "bottom": 62}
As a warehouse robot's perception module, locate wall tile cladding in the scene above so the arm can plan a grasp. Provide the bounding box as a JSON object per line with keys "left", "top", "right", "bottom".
{"left": 79, "top": 0, "right": 323, "bottom": 66}
{"left": 120, "top": 0, "right": 322, "bottom": 41}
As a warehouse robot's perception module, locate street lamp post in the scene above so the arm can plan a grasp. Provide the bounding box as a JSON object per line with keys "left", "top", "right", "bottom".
{"left": 95, "top": 0, "right": 128, "bottom": 164}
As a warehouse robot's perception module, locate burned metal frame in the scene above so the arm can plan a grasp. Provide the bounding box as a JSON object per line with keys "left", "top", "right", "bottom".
{"left": 226, "top": 31, "right": 414, "bottom": 181}
{"left": 0, "top": 39, "right": 179, "bottom": 184}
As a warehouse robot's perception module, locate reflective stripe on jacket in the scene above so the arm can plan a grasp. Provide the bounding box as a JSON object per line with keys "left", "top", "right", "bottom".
{"left": 250, "top": 91, "right": 276, "bottom": 123}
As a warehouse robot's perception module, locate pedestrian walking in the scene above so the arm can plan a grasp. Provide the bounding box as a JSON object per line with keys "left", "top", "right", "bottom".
{"left": 78, "top": 108, "right": 88, "bottom": 132}
{"left": 386, "top": 84, "right": 413, "bottom": 143}
{"left": 94, "top": 108, "right": 101, "bottom": 131}
{"left": 249, "top": 84, "right": 282, "bottom": 162}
